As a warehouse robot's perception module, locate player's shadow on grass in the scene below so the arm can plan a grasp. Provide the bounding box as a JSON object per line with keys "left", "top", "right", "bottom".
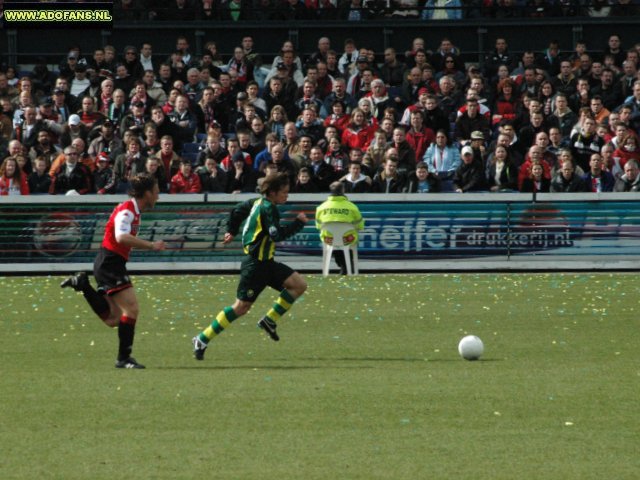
{"left": 156, "top": 357, "right": 501, "bottom": 369}
{"left": 300, "top": 356, "right": 502, "bottom": 363}
{"left": 301, "top": 356, "right": 444, "bottom": 362}
{"left": 156, "top": 364, "right": 375, "bottom": 370}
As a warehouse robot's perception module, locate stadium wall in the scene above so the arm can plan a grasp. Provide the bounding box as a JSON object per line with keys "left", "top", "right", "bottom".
{"left": 2, "top": 17, "right": 639, "bottom": 67}
{"left": 2, "top": 193, "right": 640, "bottom": 274}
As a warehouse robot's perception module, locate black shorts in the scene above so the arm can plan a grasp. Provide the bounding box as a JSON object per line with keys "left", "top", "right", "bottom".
{"left": 237, "top": 257, "right": 295, "bottom": 302}
{"left": 93, "top": 247, "right": 132, "bottom": 295}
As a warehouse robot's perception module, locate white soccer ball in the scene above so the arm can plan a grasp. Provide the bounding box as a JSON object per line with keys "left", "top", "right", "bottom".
{"left": 458, "top": 335, "right": 484, "bottom": 361}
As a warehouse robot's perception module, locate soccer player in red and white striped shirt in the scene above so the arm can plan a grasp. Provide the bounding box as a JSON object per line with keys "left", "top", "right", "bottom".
{"left": 61, "top": 174, "right": 165, "bottom": 369}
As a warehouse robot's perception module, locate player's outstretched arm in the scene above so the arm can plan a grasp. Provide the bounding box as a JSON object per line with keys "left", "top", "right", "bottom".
{"left": 116, "top": 233, "right": 166, "bottom": 251}
{"left": 267, "top": 211, "right": 308, "bottom": 242}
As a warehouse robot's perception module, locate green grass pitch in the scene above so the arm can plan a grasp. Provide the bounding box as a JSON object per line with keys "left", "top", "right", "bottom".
{"left": 1, "top": 273, "right": 638, "bottom": 479}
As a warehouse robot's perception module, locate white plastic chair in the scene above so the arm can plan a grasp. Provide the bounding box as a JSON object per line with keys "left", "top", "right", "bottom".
{"left": 321, "top": 222, "right": 359, "bottom": 277}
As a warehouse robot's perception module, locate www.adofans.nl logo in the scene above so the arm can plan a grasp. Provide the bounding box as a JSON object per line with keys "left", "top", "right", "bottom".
{"left": 2, "top": 6, "right": 112, "bottom": 24}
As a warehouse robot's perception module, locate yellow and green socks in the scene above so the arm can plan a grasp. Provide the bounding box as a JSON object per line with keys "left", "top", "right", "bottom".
{"left": 198, "top": 290, "right": 297, "bottom": 345}
{"left": 264, "top": 289, "right": 296, "bottom": 324}
{"left": 199, "top": 306, "right": 238, "bottom": 344}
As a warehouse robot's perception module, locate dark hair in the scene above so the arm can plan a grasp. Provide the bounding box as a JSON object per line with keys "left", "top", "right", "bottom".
{"left": 260, "top": 172, "right": 290, "bottom": 195}
{"left": 299, "top": 167, "right": 311, "bottom": 175}
{"left": 332, "top": 99, "right": 346, "bottom": 110}
{"left": 128, "top": 173, "right": 157, "bottom": 198}
{"left": 435, "top": 129, "right": 450, "bottom": 145}
{"left": 329, "top": 181, "right": 345, "bottom": 196}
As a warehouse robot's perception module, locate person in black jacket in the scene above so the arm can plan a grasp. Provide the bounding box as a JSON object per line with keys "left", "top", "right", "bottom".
{"left": 226, "top": 152, "right": 258, "bottom": 193}
{"left": 405, "top": 162, "right": 440, "bottom": 193}
{"left": 422, "top": 94, "right": 450, "bottom": 136}
{"left": 521, "top": 162, "right": 551, "bottom": 193}
{"left": 583, "top": 153, "right": 615, "bottom": 193}
{"left": 27, "top": 156, "right": 52, "bottom": 194}
{"left": 293, "top": 167, "right": 319, "bottom": 193}
{"left": 308, "top": 146, "right": 334, "bottom": 192}
{"left": 487, "top": 145, "right": 518, "bottom": 192}
{"left": 454, "top": 98, "right": 490, "bottom": 146}
{"left": 94, "top": 152, "right": 117, "bottom": 194}
{"left": 550, "top": 159, "right": 586, "bottom": 192}
{"left": 371, "top": 157, "right": 406, "bottom": 193}
{"left": 387, "top": 126, "right": 417, "bottom": 175}
{"left": 143, "top": 156, "right": 168, "bottom": 193}
{"left": 340, "top": 162, "right": 372, "bottom": 193}
{"left": 49, "top": 145, "right": 92, "bottom": 195}
{"left": 197, "top": 157, "right": 227, "bottom": 194}
{"left": 454, "top": 146, "right": 486, "bottom": 193}
{"left": 613, "top": 160, "right": 640, "bottom": 192}
{"left": 484, "top": 37, "right": 518, "bottom": 80}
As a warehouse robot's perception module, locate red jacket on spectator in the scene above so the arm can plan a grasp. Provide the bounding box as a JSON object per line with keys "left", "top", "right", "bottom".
{"left": 492, "top": 95, "right": 520, "bottom": 125}
{"left": 170, "top": 171, "right": 202, "bottom": 193}
{"left": 406, "top": 127, "right": 435, "bottom": 163}
{"left": 0, "top": 175, "right": 29, "bottom": 195}
{"left": 612, "top": 146, "right": 640, "bottom": 170}
{"left": 220, "top": 152, "right": 252, "bottom": 172}
{"left": 341, "top": 125, "right": 374, "bottom": 151}
{"left": 518, "top": 157, "right": 551, "bottom": 190}
{"left": 79, "top": 111, "right": 105, "bottom": 130}
{"left": 324, "top": 113, "right": 351, "bottom": 133}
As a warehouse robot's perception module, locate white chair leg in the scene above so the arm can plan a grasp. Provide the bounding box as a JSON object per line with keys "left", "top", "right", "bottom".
{"left": 344, "top": 247, "right": 352, "bottom": 275}
{"left": 352, "top": 246, "right": 359, "bottom": 275}
{"left": 322, "top": 245, "right": 333, "bottom": 277}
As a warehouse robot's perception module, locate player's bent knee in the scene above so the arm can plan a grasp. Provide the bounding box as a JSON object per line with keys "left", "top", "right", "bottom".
{"left": 105, "top": 316, "right": 119, "bottom": 328}
{"left": 284, "top": 273, "right": 307, "bottom": 297}
{"left": 233, "top": 300, "right": 253, "bottom": 316}
{"left": 119, "top": 297, "right": 139, "bottom": 318}
{"left": 297, "top": 278, "right": 308, "bottom": 295}
{"left": 122, "top": 305, "right": 140, "bottom": 319}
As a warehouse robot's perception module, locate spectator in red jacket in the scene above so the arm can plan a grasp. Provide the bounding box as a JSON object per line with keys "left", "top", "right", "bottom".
{"left": 323, "top": 100, "right": 351, "bottom": 134}
{"left": 405, "top": 109, "right": 435, "bottom": 163}
{"left": 0, "top": 156, "right": 30, "bottom": 195}
{"left": 492, "top": 78, "right": 520, "bottom": 126}
{"left": 518, "top": 145, "right": 552, "bottom": 190}
{"left": 612, "top": 133, "right": 640, "bottom": 171}
{"left": 170, "top": 158, "right": 202, "bottom": 193}
{"left": 341, "top": 108, "right": 374, "bottom": 151}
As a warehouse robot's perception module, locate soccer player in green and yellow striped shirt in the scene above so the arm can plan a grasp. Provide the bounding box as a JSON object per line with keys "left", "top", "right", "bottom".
{"left": 192, "top": 172, "right": 308, "bottom": 359}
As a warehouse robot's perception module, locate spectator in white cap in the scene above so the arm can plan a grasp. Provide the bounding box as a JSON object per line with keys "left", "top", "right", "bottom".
{"left": 42, "top": 109, "right": 88, "bottom": 149}
{"left": 68, "top": 114, "right": 81, "bottom": 127}
{"left": 59, "top": 113, "right": 89, "bottom": 149}
{"left": 453, "top": 145, "right": 487, "bottom": 192}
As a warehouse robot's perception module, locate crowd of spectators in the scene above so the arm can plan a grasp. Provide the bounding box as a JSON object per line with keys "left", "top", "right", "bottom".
{"left": 114, "top": 0, "right": 640, "bottom": 22}
{"left": 2, "top": 29, "right": 640, "bottom": 197}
